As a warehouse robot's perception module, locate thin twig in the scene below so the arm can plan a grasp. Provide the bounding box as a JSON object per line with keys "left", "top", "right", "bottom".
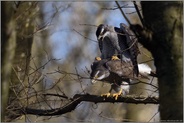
{"left": 147, "top": 110, "right": 159, "bottom": 122}
{"left": 79, "top": 24, "right": 98, "bottom": 27}
{"left": 129, "top": 80, "right": 158, "bottom": 89}
{"left": 126, "top": 9, "right": 142, "bottom": 15}
{"left": 133, "top": 1, "right": 145, "bottom": 26}
{"left": 101, "top": 4, "right": 135, "bottom": 10}
{"left": 115, "top": 1, "right": 131, "bottom": 25}
{"left": 29, "top": 58, "right": 61, "bottom": 75}
{"left": 73, "top": 28, "right": 97, "bottom": 43}
{"left": 75, "top": 67, "right": 86, "bottom": 94}
{"left": 56, "top": 67, "right": 90, "bottom": 80}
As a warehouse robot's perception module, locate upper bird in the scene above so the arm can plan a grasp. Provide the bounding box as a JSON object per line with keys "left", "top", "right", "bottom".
{"left": 96, "top": 23, "right": 140, "bottom": 77}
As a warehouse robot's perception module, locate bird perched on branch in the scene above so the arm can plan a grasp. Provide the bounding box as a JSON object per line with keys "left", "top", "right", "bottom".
{"left": 90, "top": 58, "right": 156, "bottom": 100}
{"left": 96, "top": 23, "right": 140, "bottom": 77}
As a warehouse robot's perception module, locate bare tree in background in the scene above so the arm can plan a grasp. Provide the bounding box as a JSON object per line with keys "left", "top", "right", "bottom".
{"left": 2, "top": 1, "right": 39, "bottom": 121}
{"left": 1, "top": 1, "right": 182, "bottom": 122}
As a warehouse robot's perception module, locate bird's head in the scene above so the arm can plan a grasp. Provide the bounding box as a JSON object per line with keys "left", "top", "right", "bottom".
{"left": 90, "top": 59, "right": 110, "bottom": 84}
{"left": 96, "top": 24, "right": 108, "bottom": 41}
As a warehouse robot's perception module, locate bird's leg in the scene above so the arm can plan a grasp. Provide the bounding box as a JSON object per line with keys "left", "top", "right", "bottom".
{"left": 101, "top": 86, "right": 112, "bottom": 97}
{"left": 95, "top": 56, "right": 102, "bottom": 61}
{"left": 112, "top": 88, "right": 123, "bottom": 100}
{"left": 111, "top": 55, "right": 120, "bottom": 60}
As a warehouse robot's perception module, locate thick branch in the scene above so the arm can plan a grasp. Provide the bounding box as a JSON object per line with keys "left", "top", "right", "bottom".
{"left": 22, "top": 94, "right": 159, "bottom": 116}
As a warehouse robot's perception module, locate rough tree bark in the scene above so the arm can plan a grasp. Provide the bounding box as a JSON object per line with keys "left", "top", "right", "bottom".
{"left": 136, "top": 1, "right": 183, "bottom": 121}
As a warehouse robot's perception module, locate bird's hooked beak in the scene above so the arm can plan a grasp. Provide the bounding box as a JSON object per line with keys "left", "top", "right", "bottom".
{"left": 91, "top": 73, "right": 108, "bottom": 84}
{"left": 90, "top": 70, "right": 107, "bottom": 84}
{"left": 97, "top": 35, "right": 104, "bottom": 41}
{"left": 90, "top": 70, "right": 100, "bottom": 84}
{"left": 91, "top": 77, "right": 98, "bottom": 84}
{"left": 98, "top": 29, "right": 110, "bottom": 41}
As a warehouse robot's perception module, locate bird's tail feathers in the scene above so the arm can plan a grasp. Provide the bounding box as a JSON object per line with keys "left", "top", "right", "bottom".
{"left": 138, "top": 63, "right": 157, "bottom": 78}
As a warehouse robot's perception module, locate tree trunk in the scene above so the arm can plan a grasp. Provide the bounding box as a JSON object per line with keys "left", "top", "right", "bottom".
{"left": 2, "top": 2, "right": 37, "bottom": 121}
{"left": 1, "top": 2, "right": 16, "bottom": 121}
{"left": 141, "top": 1, "right": 183, "bottom": 121}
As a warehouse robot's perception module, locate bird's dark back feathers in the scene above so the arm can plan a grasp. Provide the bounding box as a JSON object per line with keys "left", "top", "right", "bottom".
{"left": 90, "top": 59, "right": 135, "bottom": 83}
{"left": 117, "top": 23, "right": 140, "bottom": 77}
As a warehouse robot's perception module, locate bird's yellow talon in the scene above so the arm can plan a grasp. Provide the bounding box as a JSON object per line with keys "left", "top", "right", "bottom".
{"left": 111, "top": 56, "right": 120, "bottom": 60}
{"left": 101, "top": 92, "right": 111, "bottom": 97}
{"left": 113, "top": 93, "right": 121, "bottom": 100}
{"left": 95, "top": 56, "right": 102, "bottom": 61}
{"left": 112, "top": 89, "right": 123, "bottom": 100}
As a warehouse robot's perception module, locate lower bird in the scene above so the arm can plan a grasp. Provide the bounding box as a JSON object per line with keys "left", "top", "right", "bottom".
{"left": 90, "top": 58, "right": 156, "bottom": 100}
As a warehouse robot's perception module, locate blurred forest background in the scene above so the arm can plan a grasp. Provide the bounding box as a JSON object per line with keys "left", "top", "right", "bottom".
{"left": 3, "top": 1, "right": 178, "bottom": 122}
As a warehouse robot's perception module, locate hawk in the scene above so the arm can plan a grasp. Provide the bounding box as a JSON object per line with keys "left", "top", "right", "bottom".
{"left": 90, "top": 58, "right": 155, "bottom": 100}
{"left": 96, "top": 23, "right": 140, "bottom": 77}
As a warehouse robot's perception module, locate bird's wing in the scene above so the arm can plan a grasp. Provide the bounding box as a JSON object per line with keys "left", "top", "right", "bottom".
{"left": 108, "top": 26, "right": 122, "bottom": 53}
{"left": 120, "top": 23, "right": 140, "bottom": 56}
{"left": 119, "top": 23, "right": 140, "bottom": 76}
{"left": 98, "top": 40, "right": 103, "bottom": 53}
{"left": 105, "top": 60, "right": 134, "bottom": 78}
{"left": 99, "top": 25, "right": 121, "bottom": 59}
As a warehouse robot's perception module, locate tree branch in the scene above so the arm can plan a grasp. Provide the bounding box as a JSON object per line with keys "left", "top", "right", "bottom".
{"left": 115, "top": 1, "right": 153, "bottom": 52}
{"left": 22, "top": 94, "right": 159, "bottom": 116}
{"left": 130, "top": 24, "right": 153, "bottom": 51}
{"left": 115, "top": 1, "right": 131, "bottom": 25}
{"left": 133, "top": 1, "right": 145, "bottom": 26}
{"left": 101, "top": 4, "right": 135, "bottom": 10}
